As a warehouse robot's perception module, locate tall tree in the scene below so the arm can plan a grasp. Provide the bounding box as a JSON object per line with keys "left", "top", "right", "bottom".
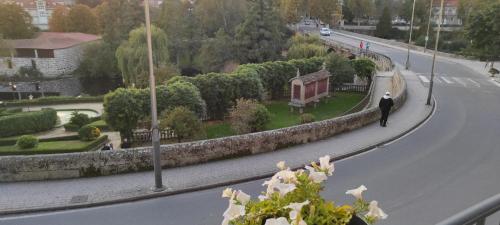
{"left": 346, "top": 0, "right": 374, "bottom": 26}
{"left": 194, "top": 0, "right": 247, "bottom": 36}
{"left": 76, "top": 0, "right": 103, "bottom": 8}
{"left": 235, "top": 0, "right": 287, "bottom": 63}
{"left": 399, "top": 0, "right": 428, "bottom": 25}
{"left": 49, "top": 5, "right": 70, "bottom": 32}
{"left": 0, "top": 3, "right": 35, "bottom": 39}
{"left": 67, "top": 4, "right": 98, "bottom": 34}
{"left": 375, "top": 6, "right": 392, "bottom": 38}
{"left": 0, "top": 34, "right": 13, "bottom": 57}
{"left": 310, "top": 0, "right": 339, "bottom": 25}
{"left": 97, "top": 0, "right": 144, "bottom": 48}
{"left": 197, "top": 29, "right": 236, "bottom": 73}
{"left": 279, "top": 0, "right": 304, "bottom": 24}
{"left": 115, "top": 25, "right": 170, "bottom": 88}
{"left": 465, "top": 2, "right": 500, "bottom": 67}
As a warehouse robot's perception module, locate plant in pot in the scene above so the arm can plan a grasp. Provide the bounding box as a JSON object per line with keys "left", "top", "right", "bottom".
{"left": 220, "top": 156, "right": 387, "bottom": 225}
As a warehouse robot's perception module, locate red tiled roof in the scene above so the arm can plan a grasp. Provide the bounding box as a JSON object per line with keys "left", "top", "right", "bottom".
{"left": 9, "top": 32, "right": 101, "bottom": 50}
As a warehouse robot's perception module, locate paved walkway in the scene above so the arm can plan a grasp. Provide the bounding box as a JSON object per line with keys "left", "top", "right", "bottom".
{"left": 0, "top": 68, "right": 433, "bottom": 215}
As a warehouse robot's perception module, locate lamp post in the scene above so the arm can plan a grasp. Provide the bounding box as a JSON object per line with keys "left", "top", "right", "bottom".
{"left": 426, "top": 0, "right": 444, "bottom": 105}
{"left": 405, "top": 0, "right": 417, "bottom": 70}
{"left": 144, "top": 0, "right": 165, "bottom": 192}
{"left": 424, "top": 0, "right": 434, "bottom": 52}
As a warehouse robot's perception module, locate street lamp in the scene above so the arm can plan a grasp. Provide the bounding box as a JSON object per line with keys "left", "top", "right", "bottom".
{"left": 426, "top": 0, "right": 445, "bottom": 105}
{"left": 405, "top": 0, "right": 417, "bottom": 70}
{"left": 144, "top": 0, "right": 165, "bottom": 192}
{"left": 424, "top": 0, "right": 434, "bottom": 52}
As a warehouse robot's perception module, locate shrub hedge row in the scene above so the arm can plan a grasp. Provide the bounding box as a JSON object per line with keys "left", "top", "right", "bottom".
{"left": 0, "top": 135, "right": 108, "bottom": 156}
{"left": 1, "top": 96, "right": 103, "bottom": 107}
{"left": 0, "top": 135, "right": 80, "bottom": 146}
{"left": 0, "top": 108, "right": 57, "bottom": 137}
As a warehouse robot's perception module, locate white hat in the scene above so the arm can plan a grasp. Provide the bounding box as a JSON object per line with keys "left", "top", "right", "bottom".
{"left": 385, "top": 91, "right": 391, "bottom": 96}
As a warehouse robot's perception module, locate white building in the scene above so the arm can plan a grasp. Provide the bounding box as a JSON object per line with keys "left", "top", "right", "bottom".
{"left": 6, "top": 0, "right": 75, "bottom": 30}
{"left": 432, "top": 0, "right": 462, "bottom": 26}
{"left": 0, "top": 32, "right": 100, "bottom": 77}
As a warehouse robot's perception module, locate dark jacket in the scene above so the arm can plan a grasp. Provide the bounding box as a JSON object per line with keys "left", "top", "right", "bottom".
{"left": 379, "top": 97, "right": 394, "bottom": 112}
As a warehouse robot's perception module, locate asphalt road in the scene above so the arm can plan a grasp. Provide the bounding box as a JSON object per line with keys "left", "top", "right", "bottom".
{"left": 2, "top": 34, "right": 499, "bottom": 225}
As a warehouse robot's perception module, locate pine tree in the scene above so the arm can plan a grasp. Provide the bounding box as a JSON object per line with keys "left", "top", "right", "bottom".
{"left": 235, "top": 0, "right": 286, "bottom": 63}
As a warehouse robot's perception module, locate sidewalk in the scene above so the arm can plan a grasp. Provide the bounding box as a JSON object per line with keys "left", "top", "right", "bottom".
{"left": 0, "top": 68, "right": 433, "bottom": 215}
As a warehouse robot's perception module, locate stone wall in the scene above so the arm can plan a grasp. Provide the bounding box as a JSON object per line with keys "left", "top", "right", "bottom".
{"left": 0, "top": 70, "right": 406, "bottom": 182}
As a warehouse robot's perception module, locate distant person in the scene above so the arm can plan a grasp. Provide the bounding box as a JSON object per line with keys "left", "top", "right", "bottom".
{"left": 109, "top": 143, "right": 114, "bottom": 150}
{"left": 120, "top": 138, "right": 131, "bottom": 149}
{"left": 366, "top": 42, "right": 371, "bottom": 51}
{"left": 359, "top": 41, "right": 364, "bottom": 50}
{"left": 378, "top": 92, "right": 394, "bottom": 127}
{"left": 101, "top": 143, "right": 111, "bottom": 151}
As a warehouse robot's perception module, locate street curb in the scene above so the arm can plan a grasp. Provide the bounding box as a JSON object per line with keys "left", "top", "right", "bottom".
{"left": 0, "top": 93, "right": 437, "bottom": 217}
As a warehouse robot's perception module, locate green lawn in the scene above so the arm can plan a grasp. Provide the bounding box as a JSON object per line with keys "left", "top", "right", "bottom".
{"left": 0, "top": 135, "right": 108, "bottom": 155}
{"left": 204, "top": 92, "right": 365, "bottom": 139}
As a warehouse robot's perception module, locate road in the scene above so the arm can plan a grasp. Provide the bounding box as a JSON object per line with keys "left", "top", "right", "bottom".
{"left": 2, "top": 34, "right": 500, "bottom": 225}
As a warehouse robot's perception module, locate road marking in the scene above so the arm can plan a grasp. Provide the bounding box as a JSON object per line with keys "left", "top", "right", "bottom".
{"left": 467, "top": 78, "right": 481, "bottom": 87}
{"left": 452, "top": 77, "right": 467, "bottom": 87}
{"left": 418, "top": 75, "right": 430, "bottom": 83}
{"left": 441, "top": 77, "right": 454, "bottom": 84}
{"left": 489, "top": 79, "right": 500, "bottom": 88}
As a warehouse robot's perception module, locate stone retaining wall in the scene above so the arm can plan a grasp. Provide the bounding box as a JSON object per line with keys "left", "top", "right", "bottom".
{"left": 0, "top": 69, "right": 406, "bottom": 182}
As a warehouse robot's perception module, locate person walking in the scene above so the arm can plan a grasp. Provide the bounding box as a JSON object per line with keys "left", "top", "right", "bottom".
{"left": 359, "top": 41, "right": 364, "bottom": 50}
{"left": 378, "top": 91, "right": 394, "bottom": 127}
{"left": 366, "top": 41, "right": 371, "bottom": 51}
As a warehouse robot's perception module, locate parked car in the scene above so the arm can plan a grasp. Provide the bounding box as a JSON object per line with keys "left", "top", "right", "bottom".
{"left": 320, "top": 27, "right": 331, "bottom": 36}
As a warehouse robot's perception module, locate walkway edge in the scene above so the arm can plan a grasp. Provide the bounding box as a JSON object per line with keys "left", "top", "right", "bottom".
{"left": 0, "top": 96, "right": 436, "bottom": 216}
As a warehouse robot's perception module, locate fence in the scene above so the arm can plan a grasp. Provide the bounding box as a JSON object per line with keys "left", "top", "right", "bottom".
{"left": 132, "top": 128, "right": 176, "bottom": 143}
{"left": 334, "top": 84, "right": 368, "bottom": 93}
{"left": 435, "top": 193, "right": 500, "bottom": 225}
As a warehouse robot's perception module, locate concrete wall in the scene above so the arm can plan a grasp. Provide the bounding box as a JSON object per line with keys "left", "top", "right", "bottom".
{"left": 0, "top": 70, "right": 406, "bottom": 182}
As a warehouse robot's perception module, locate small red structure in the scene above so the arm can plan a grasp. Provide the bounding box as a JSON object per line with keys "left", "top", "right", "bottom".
{"left": 289, "top": 67, "right": 331, "bottom": 113}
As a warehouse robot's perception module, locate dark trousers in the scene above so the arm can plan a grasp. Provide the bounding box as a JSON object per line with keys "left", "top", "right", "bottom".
{"left": 380, "top": 110, "right": 390, "bottom": 126}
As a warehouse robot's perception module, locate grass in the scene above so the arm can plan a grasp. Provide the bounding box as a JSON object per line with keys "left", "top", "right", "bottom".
{"left": 204, "top": 92, "right": 365, "bottom": 139}
{"left": 0, "top": 135, "right": 108, "bottom": 155}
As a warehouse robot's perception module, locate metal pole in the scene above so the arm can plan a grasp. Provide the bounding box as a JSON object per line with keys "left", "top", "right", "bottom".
{"left": 144, "top": 0, "right": 165, "bottom": 192}
{"left": 405, "top": 0, "right": 417, "bottom": 70}
{"left": 426, "top": 0, "right": 444, "bottom": 106}
{"left": 424, "top": 0, "right": 434, "bottom": 52}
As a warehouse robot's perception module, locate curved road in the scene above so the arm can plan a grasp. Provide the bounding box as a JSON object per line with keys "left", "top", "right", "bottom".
{"left": 2, "top": 35, "right": 500, "bottom": 225}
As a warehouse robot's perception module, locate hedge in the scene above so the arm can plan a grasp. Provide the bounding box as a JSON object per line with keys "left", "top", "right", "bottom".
{"left": 0, "top": 108, "right": 57, "bottom": 137}
{"left": 0, "top": 135, "right": 108, "bottom": 156}
{"left": 1, "top": 96, "right": 103, "bottom": 107}
{"left": 0, "top": 135, "right": 80, "bottom": 146}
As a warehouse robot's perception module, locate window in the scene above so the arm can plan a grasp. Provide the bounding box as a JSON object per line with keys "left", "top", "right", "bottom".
{"left": 37, "top": 49, "right": 54, "bottom": 58}
{"left": 16, "top": 49, "right": 36, "bottom": 58}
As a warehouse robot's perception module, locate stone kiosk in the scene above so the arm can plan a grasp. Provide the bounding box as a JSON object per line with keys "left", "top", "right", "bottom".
{"left": 289, "top": 67, "right": 331, "bottom": 113}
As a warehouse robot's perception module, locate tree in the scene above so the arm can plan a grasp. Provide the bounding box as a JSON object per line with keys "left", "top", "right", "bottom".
{"left": 346, "top": 0, "right": 374, "bottom": 26}
{"left": 67, "top": 4, "right": 99, "bottom": 34}
{"left": 0, "top": 3, "right": 35, "bottom": 39}
{"left": 76, "top": 0, "right": 103, "bottom": 8}
{"left": 197, "top": 29, "right": 236, "bottom": 73}
{"left": 230, "top": 98, "right": 271, "bottom": 134}
{"left": 235, "top": 0, "right": 287, "bottom": 63}
{"left": 194, "top": 0, "right": 247, "bottom": 36}
{"left": 160, "top": 106, "right": 205, "bottom": 142}
{"left": 287, "top": 35, "right": 327, "bottom": 59}
{"left": 49, "top": 5, "right": 70, "bottom": 32}
{"left": 0, "top": 35, "right": 13, "bottom": 57}
{"left": 310, "top": 0, "right": 339, "bottom": 25}
{"left": 103, "top": 88, "right": 143, "bottom": 140}
{"left": 97, "top": 0, "right": 144, "bottom": 48}
{"left": 375, "top": 6, "right": 392, "bottom": 38}
{"left": 325, "top": 53, "right": 356, "bottom": 88}
{"left": 399, "top": 0, "right": 428, "bottom": 25}
{"left": 76, "top": 42, "right": 122, "bottom": 94}
{"left": 465, "top": 2, "right": 500, "bottom": 67}
{"left": 115, "top": 25, "right": 170, "bottom": 88}
{"left": 351, "top": 58, "right": 376, "bottom": 85}
{"left": 279, "top": 0, "right": 304, "bottom": 25}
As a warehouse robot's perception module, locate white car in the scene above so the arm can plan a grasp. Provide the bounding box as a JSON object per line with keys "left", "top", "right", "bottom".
{"left": 320, "top": 28, "right": 331, "bottom": 36}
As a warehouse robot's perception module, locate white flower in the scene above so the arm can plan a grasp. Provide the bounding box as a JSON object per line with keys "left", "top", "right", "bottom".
{"left": 274, "top": 182, "right": 297, "bottom": 197}
{"left": 263, "top": 176, "right": 296, "bottom": 197}
{"left": 263, "top": 177, "right": 281, "bottom": 195}
{"left": 319, "top": 155, "right": 334, "bottom": 176}
{"left": 235, "top": 190, "right": 251, "bottom": 205}
{"left": 258, "top": 195, "right": 268, "bottom": 201}
{"left": 222, "top": 202, "right": 245, "bottom": 225}
{"left": 345, "top": 185, "right": 367, "bottom": 200}
{"left": 277, "top": 161, "right": 287, "bottom": 170}
{"left": 286, "top": 200, "right": 310, "bottom": 225}
{"left": 264, "top": 217, "right": 291, "bottom": 225}
{"left": 275, "top": 169, "right": 297, "bottom": 183}
{"left": 305, "top": 166, "right": 327, "bottom": 183}
{"left": 365, "top": 201, "right": 388, "bottom": 220}
{"left": 222, "top": 188, "right": 234, "bottom": 198}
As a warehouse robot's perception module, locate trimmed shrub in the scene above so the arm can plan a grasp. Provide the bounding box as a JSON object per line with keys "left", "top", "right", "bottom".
{"left": 64, "top": 123, "right": 80, "bottom": 132}
{"left": 78, "top": 125, "right": 101, "bottom": 141}
{"left": 300, "top": 113, "right": 316, "bottom": 124}
{"left": 68, "top": 112, "right": 91, "bottom": 128}
{"left": 16, "top": 135, "right": 39, "bottom": 149}
{"left": 230, "top": 99, "right": 271, "bottom": 134}
{"left": 325, "top": 53, "right": 356, "bottom": 88}
{"left": 3, "top": 96, "right": 103, "bottom": 107}
{"left": 0, "top": 135, "right": 108, "bottom": 156}
{"left": 0, "top": 108, "right": 57, "bottom": 137}
{"left": 160, "top": 106, "right": 205, "bottom": 142}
